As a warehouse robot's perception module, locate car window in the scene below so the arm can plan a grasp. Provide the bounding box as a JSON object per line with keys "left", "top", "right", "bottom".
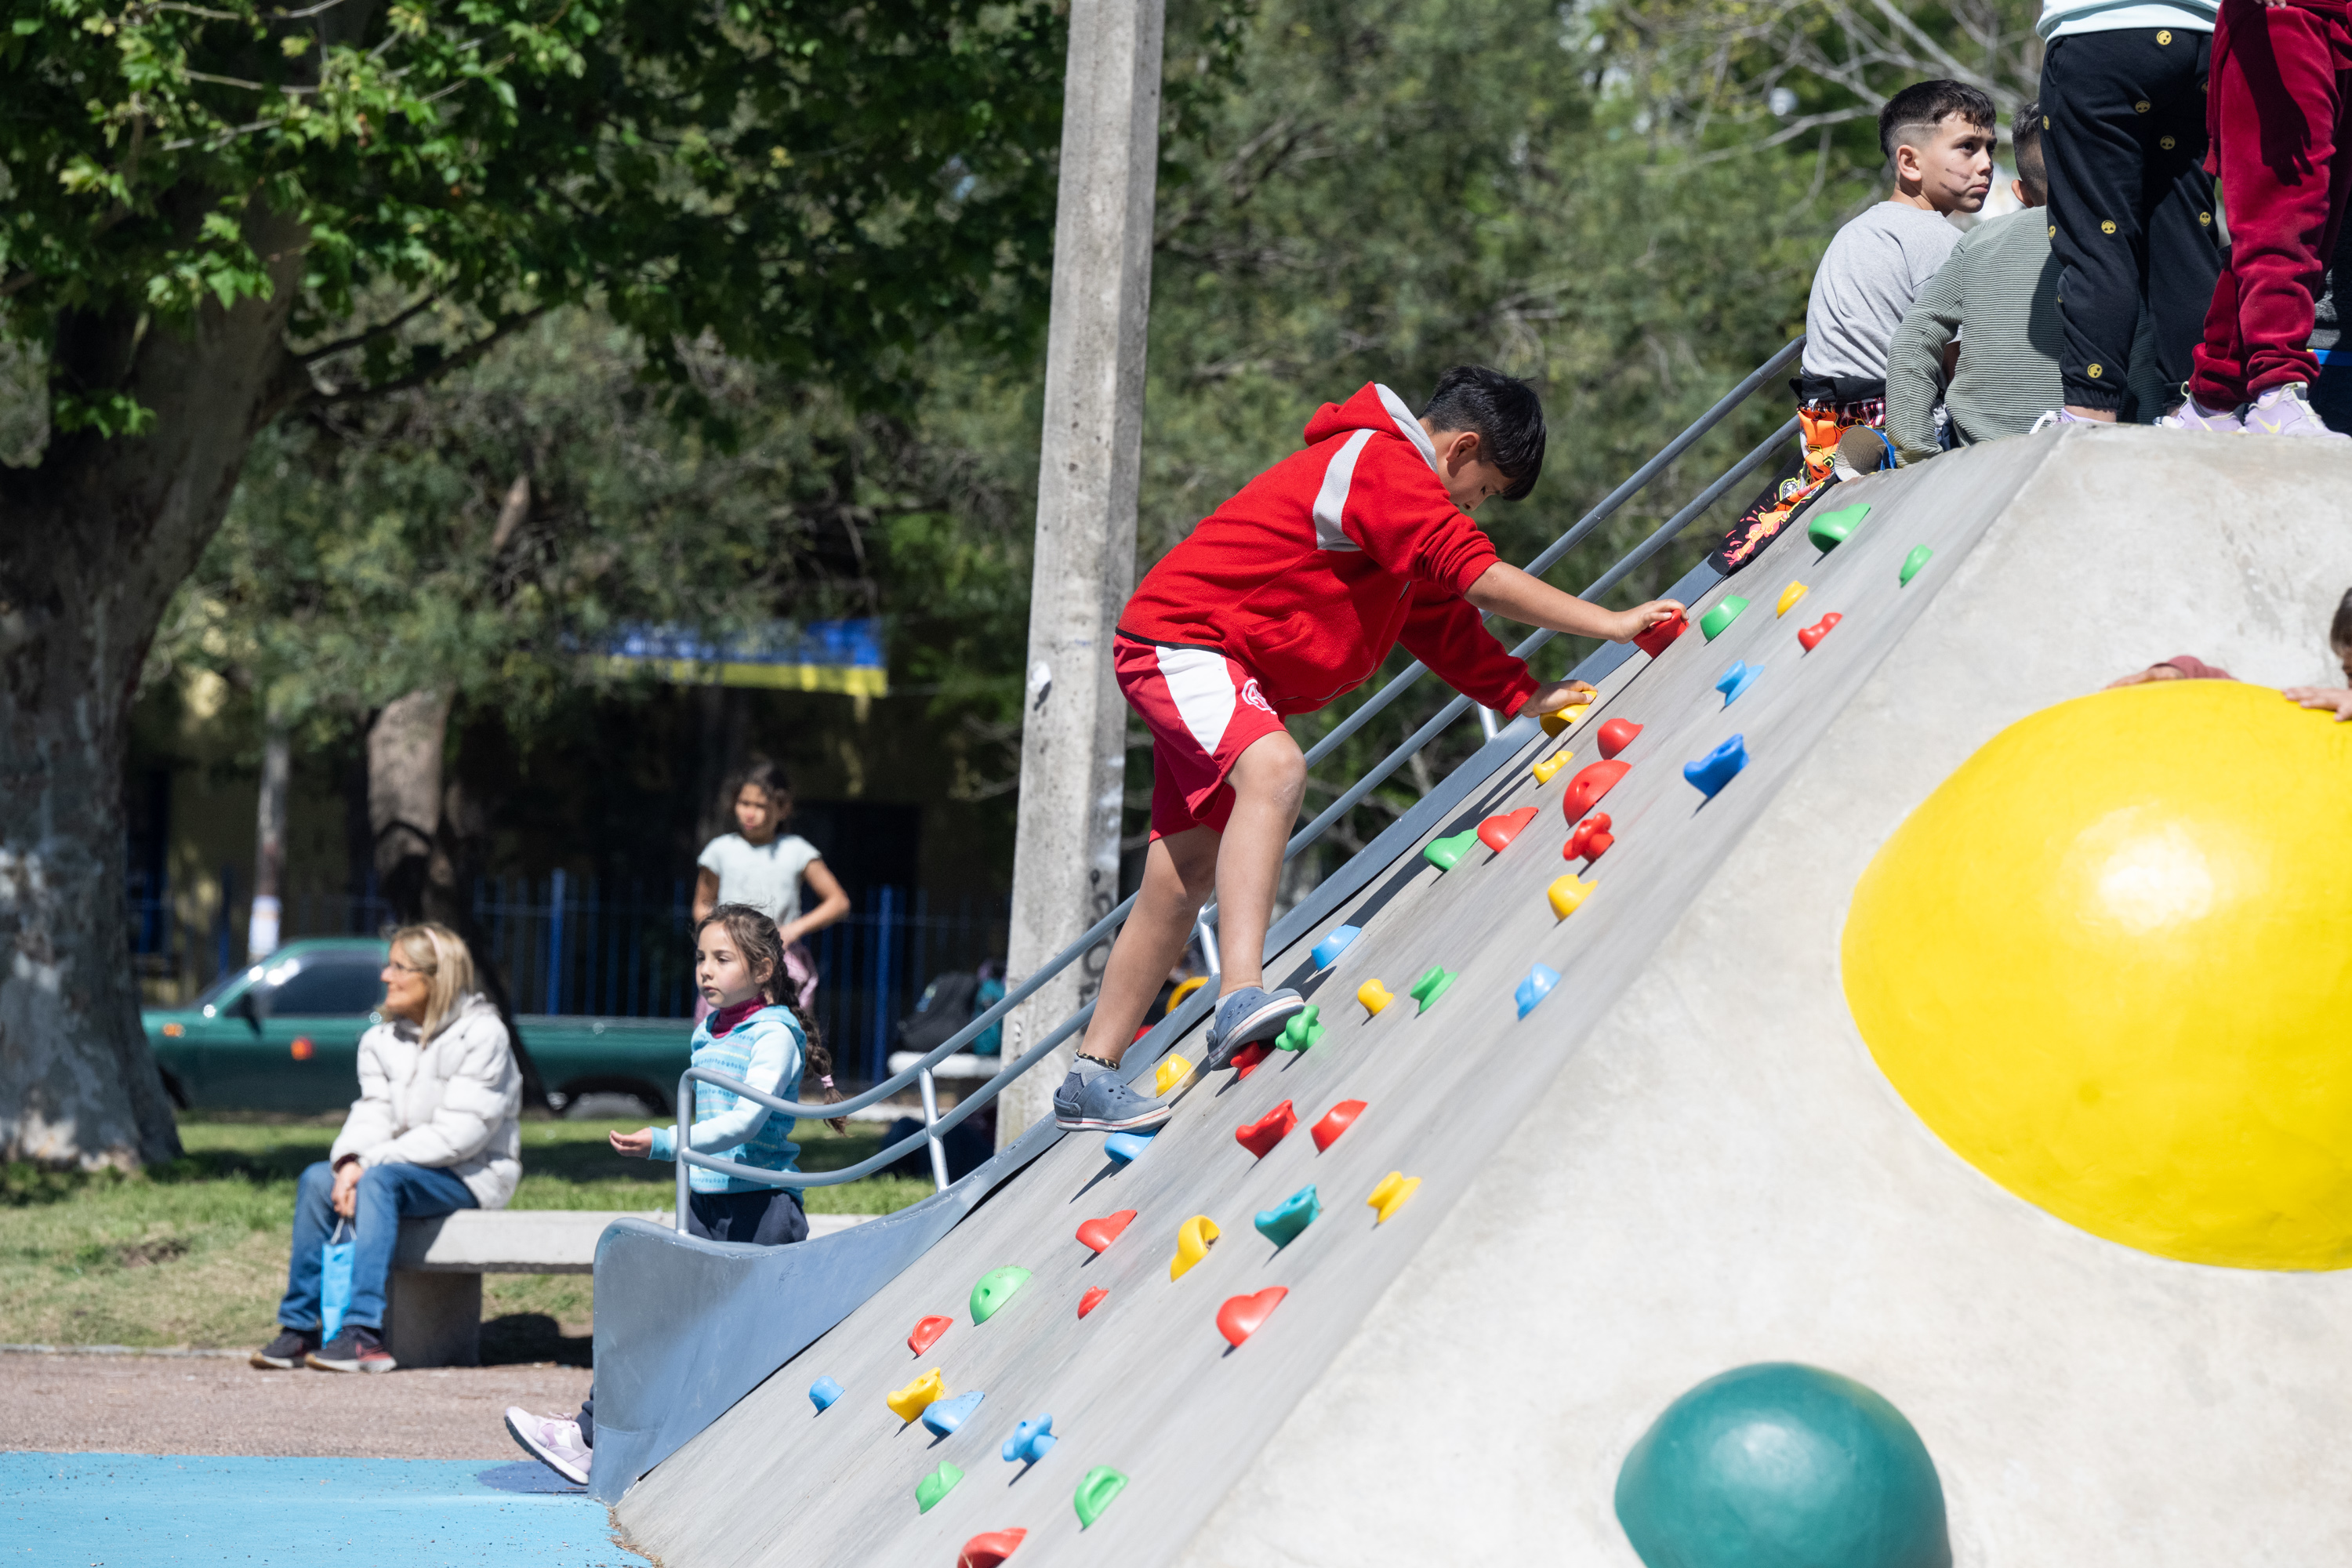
{"left": 264, "top": 960, "right": 386, "bottom": 1017}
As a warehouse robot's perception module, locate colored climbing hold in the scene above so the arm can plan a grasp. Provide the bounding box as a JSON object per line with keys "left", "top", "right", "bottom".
{"left": 1567, "top": 812, "right": 1614, "bottom": 863}
{"left": 1515, "top": 964, "right": 1560, "bottom": 1019}
{"left": 1076, "top": 1210, "right": 1137, "bottom": 1254}
{"left": 1776, "top": 581, "right": 1809, "bottom": 617}
{"left": 887, "top": 1370, "right": 946, "bottom": 1424}
{"left": 1357, "top": 979, "right": 1394, "bottom": 1016}
{"left": 958, "top": 1528, "right": 1026, "bottom": 1568}
{"left": 1152, "top": 1053, "right": 1192, "bottom": 1096}
{"left": 1231, "top": 1040, "right": 1274, "bottom": 1080}
{"left": 1076, "top": 1286, "right": 1108, "bottom": 1319}
{"left": 1634, "top": 611, "right": 1688, "bottom": 658}
{"left": 1236, "top": 1100, "right": 1297, "bottom": 1159}
{"left": 1700, "top": 597, "right": 1749, "bottom": 641}
{"left": 1715, "top": 661, "right": 1762, "bottom": 706}
{"left": 1548, "top": 873, "right": 1596, "bottom": 919}
{"left": 909, "top": 1315, "right": 953, "bottom": 1356}
{"left": 1540, "top": 702, "right": 1592, "bottom": 738}
{"left": 1684, "top": 735, "right": 1749, "bottom": 800}
{"left": 1310, "top": 924, "right": 1362, "bottom": 969}
{"left": 1310, "top": 1099, "right": 1366, "bottom": 1152}
{"left": 1797, "top": 612, "right": 1842, "bottom": 652}
{"left": 916, "top": 1461, "right": 964, "bottom": 1514}
{"left": 1479, "top": 805, "right": 1541, "bottom": 851}
{"left": 1367, "top": 1171, "right": 1421, "bottom": 1225}
{"left": 1562, "top": 759, "right": 1630, "bottom": 819}
{"left": 1531, "top": 750, "right": 1570, "bottom": 784}
{"left": 1423, "top": 828, "right": 1479, "bottom": 871}
{"left": 1216, "top": 1286, "right": 1290, "bottom": 1348}
{"left": 1598, "top": 717, "right": 1642, "bottom": 760}
{"left": 1276, "top": 1005, "right": 1324, "bottom": 1052}
{"left": 809, "top": 1376, "right": 844, "bottom": 1412}
{"left": 924, "top": 1388, "right": 985, "bottom": 1437}
{"left": 1900, "top": 544, "right": 1933, "bottom": 584}
{"left": 1408, "top": 966, "right": 1456, "bottom": 1013}
{"left": 1103, "top": 1128, "right": 1158, "bottom": 1166}
{"left": 1170, "top": 1215, "right": 1221, "bottom": 1280}
{"left": 1254, "top": 1184, "right": 1322, "bottom": 1249}
{"left": 970, "top": 1266, "right": 1030, "bottom": 1324}
{"left": 1806, "top": 501, "right": 1871, "bottom": 550}
{"left": 1073, "top": 1465, "right": 1128, "bottom": 1529}
{"left": 1002, "top": 1415, "right": 1057, "bottom": 1465}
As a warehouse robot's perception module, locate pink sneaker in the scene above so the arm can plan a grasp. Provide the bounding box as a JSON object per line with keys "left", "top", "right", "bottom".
{"left": 2155, "top": 394, "right": 2245, "bottom": 432}
{"left": 2239, "top": 382, "right": 2347, "bottom": 438}
{"left": 504, "top": 1406, "right": 591, "bottom": 1484}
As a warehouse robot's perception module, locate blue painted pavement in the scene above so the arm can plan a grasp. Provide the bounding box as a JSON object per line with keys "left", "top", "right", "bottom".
{"left": 0, "top": 1454, "right": 648, "bottom": 1566}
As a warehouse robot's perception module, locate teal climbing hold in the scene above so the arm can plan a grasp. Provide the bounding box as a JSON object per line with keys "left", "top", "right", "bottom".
{"left": 1408, "top": 966, "right": 1456, "bottom": 1013}
{"left": 1807, "top": 502, "right": 1871, "bottom": 551}
{"left": 916, "top": 1461, "right": 963, "bottom": 1513}
{"left": 1103, "top": 1129, "right": 1158, "bottom": 1165}
{"left": 1715, "top": 661, "right": 1762, "bottom": 706}
{"left": 1615, "top": 1362, "right": 1951, "bottom": 1568}
{"left": 1424, "top": 829, "right": 1479, "bottom": 871}
{"left": 1276, "top": 1006, "right": 1324, "bottom": 1052}
{"left": 1699, "top": 597, "right": 1748, "bottom": 641}
{"left": 923, "top": 1389, "right": 985, "bottom": 1437}
{"left": 1254, "top": 1184, "right": 1321, "bottom": 1249}
{"left": 1900, "top": 545, "right": 1933, "bottom": 585}
{"left": 970, "top": 1266, "right": 1031, "bottom": 1324}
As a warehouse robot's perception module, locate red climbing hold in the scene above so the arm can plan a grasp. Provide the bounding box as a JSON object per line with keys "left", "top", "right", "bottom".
{"left": 1633, "top": 610, "right": 1687, "bottom": 658}
{"left": 908, "top": 1315, "right": 952, "bottom": 1356}
{"left": 1076, "top": 1210, "right": 1137, "bottom": 1254}
{"left": 1231, "top": 1041, "right": 1273, "bottom": 1080}
{"left": 959, "top": 1529, "right": 1027, "bottom": 1568}
{"left": 1567, "top": 813, "right": 1615, "bottom": 862}
{"left": 1236, "top": 1101, "right": 1298, "bottom": 1160}
{"left": 1597, "top": 718, "right": 1642, "bottom": 760}
{"left": 1217, "top": 1287, "right": 1290, "bottom": 1348}
{"left": 1561, "top": 760, "right": 1631, "bottom": 820}
{"left": 1798, "top": 612, "right": 1843, "bottom": 652}
{"left": 1077, "top": 1286, "right": 1108, "bottom": 1319}
{"left": 1311, "top": 1099, "right": 1367, "bottom": 1152}
{"left": 1477, "top": 806, "right": 1540, "bottom": 852}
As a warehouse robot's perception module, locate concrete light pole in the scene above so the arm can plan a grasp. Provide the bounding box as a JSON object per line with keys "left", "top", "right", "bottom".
{"left": 996, "top": 0, "right": 1167, "bottom": 1147}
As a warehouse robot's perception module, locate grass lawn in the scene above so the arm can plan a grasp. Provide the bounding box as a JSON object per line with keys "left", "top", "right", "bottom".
{"left": 0, "top": 1115, "right": 932, "bottom": 1360}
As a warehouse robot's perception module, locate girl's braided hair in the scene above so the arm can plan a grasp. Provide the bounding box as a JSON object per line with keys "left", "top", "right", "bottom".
{"left": 698, "top": 902, "right": 844, "bottom": 1126}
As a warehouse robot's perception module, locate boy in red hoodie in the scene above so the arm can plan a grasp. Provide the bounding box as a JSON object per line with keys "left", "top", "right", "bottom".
{"left": 1051, "top": 368, "right": 1682, "bottom": 1132}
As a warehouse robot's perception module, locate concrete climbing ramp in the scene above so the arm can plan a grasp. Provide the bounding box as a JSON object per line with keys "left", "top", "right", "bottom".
{"left": 612, "top": 427, "right": 2352, "bottom": 1568}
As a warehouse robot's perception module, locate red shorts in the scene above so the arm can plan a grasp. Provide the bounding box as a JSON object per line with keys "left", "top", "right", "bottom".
{"left": 1114, "top": 634, "right": 1290, "bottom": 839}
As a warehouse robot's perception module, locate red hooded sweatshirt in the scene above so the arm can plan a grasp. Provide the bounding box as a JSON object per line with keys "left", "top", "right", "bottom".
{"left": 1119, "top": 383, "right": 1537, "bottom": 718}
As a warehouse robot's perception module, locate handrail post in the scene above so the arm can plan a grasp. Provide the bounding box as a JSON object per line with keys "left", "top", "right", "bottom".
{"left": 919, "top": 1066, "right": 949, "bottom": 1192}
{"left": 672, "top": 1065, "right": 690, "bottom": 1235}
{"left": 1194, "top": 909, "right": 1221, "bottom": 977}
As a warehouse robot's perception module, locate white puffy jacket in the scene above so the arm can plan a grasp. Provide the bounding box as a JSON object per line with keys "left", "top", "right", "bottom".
{"left": 329, "top": 993, "right": 523, "bottom": 1209}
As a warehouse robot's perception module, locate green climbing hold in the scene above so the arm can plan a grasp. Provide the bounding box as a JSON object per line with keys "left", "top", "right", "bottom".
{"left": 1276, "top": 1005, "right": 1324, "bottom": 1052}
{"left": 916, "top": 1461, "right": 964, "bottom": 1514}
{"left": 1900, "top": 545, "right": 1933, "bottom": 585}
{"left": 1074, "top": 1465, "right": 1129, "bottom": 1529}
{"left": 1698, "top": 597, "right": 1748, "bottom": 641}
{"left": 1423, "top": 829, "right": 1479, "bottom": 871}
{"left": 1615, "top": 1362, "right": 1951, "bottom": 1568}
{"left": 969, "top": 1265, "right": 1031, "bottom": 1324}
{"left": 1407, "top": 966, "right": 1456, "bottom": 1013}
{"left": 1806, "top": 502, "right": 1871, "bottom": 551}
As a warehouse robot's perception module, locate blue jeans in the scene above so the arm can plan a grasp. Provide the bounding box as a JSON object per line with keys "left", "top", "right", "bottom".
{"left": 279, "top": 1160, "right": 477, "bottom": 1332}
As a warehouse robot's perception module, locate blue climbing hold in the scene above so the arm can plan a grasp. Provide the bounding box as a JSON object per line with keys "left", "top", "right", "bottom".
{"left": 1715, "top": 661, "right": 1762, "bottom": 706}
{"left": 808, "top": 1376, "right": 844, "bottom": 1412}
{"left": 1684, "top": 735, "right": 1748, "bottom": 800}
{"left": 1103, "top": 1128, "right": 1159, "bottom": 1167}
{"left": 1254, "top": 1184, "right": 1322, "bottom": 1249}
{"left": 1515, "top": 964, "right": 1560, "bottom": 1018}
{"left": 1003, "top": 1414, "right": 1058, "bottom": 1465}
{"left": 923, "top": 1389, "right": 985, "bottom": 1437}
{"left": 1311, "top": 925, "right": 1363, "bottom": 969}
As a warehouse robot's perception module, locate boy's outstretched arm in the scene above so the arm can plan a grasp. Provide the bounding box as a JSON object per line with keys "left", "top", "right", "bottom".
{"left": 1465, "top": 562, "right": 1682, "bottom": 645}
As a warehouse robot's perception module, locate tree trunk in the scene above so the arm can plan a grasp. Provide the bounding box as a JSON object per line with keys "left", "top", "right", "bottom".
{"left": 249, "top": 725, "right": 291, "bottom": 960}
{"left": 368, "top": 687, "right": 454, "bottom": 918}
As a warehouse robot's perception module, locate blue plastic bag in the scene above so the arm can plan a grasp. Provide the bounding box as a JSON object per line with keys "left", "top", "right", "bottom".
{"left": 320, "top": 1219, "right": 355, "bottom": 1340}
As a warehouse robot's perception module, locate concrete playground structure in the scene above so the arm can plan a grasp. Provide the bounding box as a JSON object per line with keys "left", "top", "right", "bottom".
{"left": 603, "top": 427, "right": 2352, "bottom": 1567}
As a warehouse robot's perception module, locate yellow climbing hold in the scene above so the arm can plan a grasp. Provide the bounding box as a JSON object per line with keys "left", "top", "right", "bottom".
{"left": 1547, "top": 873, "right": 1595, "bottom": 920}
{"left": 1168, "top": 975, "right": 1208, "bottom": 1011}
{"left": 1153, "top": 1054, "right": 1192, "bottom": 1096}
{"left": 1532, "top": 751, "right": 1570, "bottom": 784}
{"left": 1366, "top": 1172, "right": 1421, "bottom": 1225}
{"left": 1540, "top": 702, "right": 1592, "bottom": 739}
{"left": 1358, "top": 978, "right": 1393, "bottom": 1015}
{"left": 887, "top": 1369, "right": 946, "bottom": 1424}
{"left": 1170, "top": 1215, "right": 1221, "bottom": 1280}
{"left": 1776, "top": 581, "right": 1809, "bottom": 617}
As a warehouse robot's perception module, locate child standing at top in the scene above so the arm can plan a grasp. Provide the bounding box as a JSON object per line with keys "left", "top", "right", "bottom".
{"left": 694, "top": 760, "right": 851, "bottom": 1014}
{"left": 1051, "top": 368, "right": 1681, "bottom": 1134}
{"left": 1711, "top": 81, "right": 1997, "bottom": 572}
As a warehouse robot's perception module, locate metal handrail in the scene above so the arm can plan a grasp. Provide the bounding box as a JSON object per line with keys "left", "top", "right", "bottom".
{"left": 666, "top": 337, "right": 1804, "bottom": 1217}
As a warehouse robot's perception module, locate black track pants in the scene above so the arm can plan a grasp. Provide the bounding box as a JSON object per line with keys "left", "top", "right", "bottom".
{"left": 2041, "top": 27, "right": 2225, "bottom": 411}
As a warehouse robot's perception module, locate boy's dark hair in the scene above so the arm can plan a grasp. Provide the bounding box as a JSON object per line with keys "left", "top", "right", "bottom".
{"left": 1420, "top": 366, "right": 1546, "bottom": 502}
{"left": 2332, "top": 586, "right": 2352, "bottom": 650}
{"left": 698, "top": 902, "right": 844, "bottom": 1117}
{"left": 1879, "top": 80, "right": 1997, "bottom": 165}
{"left": 2012, "top": 102, "right": 2047, "bottom": 205}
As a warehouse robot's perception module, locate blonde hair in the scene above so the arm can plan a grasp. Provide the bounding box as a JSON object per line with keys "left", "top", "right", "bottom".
{"left": 389, "top": 923, "right": 475, "bottom": 1042}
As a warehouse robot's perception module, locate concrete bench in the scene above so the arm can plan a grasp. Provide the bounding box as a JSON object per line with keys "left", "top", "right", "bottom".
{"left": 386, "top": 1208, "right": 873, "bottom": 1367}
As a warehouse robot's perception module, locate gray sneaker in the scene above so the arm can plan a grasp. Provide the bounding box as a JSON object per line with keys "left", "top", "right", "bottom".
{"left": 1200, "top": 987, "right": 1307, "bottom": 1073}
{"left": 1051, "top": 1067, "right": 1172, "bottom": 1134}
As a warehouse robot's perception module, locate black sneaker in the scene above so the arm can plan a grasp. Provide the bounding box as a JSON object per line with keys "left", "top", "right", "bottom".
{"left": 249, "top": 1327, "right": 319, "bottom": 1370}
{"left": 1200, "top": 986, "right": 1306, "bottom": 1073}
{"left": 307, "top": 1325, "right": 397, "bottom": 1374}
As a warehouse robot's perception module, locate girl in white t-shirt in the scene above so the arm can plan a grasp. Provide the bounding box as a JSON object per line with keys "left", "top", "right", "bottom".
{"left": 693, "top": 761, "right": 851, "bottom": 1014}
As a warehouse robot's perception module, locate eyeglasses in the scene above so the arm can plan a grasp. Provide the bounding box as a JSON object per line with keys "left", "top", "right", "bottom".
{"left": 387, "top": 960, "right": 433, "bottom": 976}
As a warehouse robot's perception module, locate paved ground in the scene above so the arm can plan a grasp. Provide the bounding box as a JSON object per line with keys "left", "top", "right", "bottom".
{"left": 0, "top": 1350, "right": 593, "bottom": 1460}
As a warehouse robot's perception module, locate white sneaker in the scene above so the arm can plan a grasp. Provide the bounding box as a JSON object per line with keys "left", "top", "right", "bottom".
{"left": 504, "top": 1406, "right": 591, "bottom": 1484}
{"left": 2239, "top": 381, "right": 2347, "bottom": 438}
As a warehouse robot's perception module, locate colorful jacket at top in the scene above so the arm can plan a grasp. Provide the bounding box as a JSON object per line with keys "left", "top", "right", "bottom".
{"left": 1119, "top": 383, "right": 1539, "bottom": 718}
{"left": 647, "top": 1002, "right": 806, "bottom": 1195}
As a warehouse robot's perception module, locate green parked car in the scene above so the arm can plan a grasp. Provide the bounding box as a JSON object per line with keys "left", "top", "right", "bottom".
{"left": 144, "top": 935, "right": 696, "bottom": 1115}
